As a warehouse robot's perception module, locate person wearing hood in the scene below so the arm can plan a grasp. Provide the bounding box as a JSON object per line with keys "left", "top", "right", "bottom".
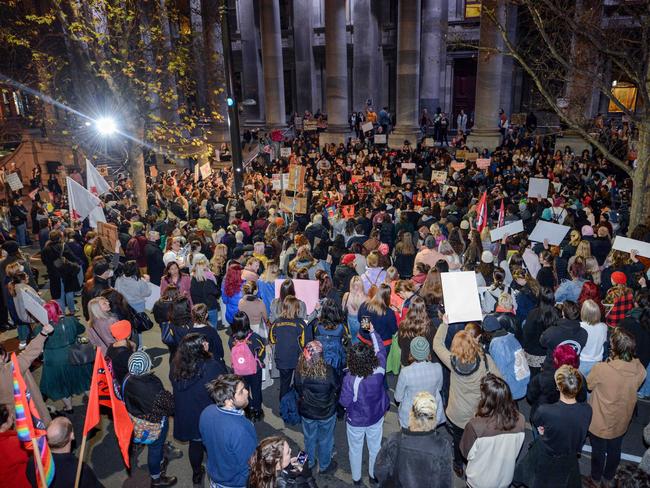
{"left": 432, "top": 314, "right": 501, "bottom": 478}
{"left": 539, "top": 300, "right": 588, "bottom": 370}
{"left": 585, "top": 328, "right": 647, "bottom": 488}
{"left": 170, "top": 333, "right": 227, "bottom": 486}
{"left": 145, "top": 231, "right": 165, "bottom": 286}
{"left": 122, "top": 351, "right": 181, "bottom": 487}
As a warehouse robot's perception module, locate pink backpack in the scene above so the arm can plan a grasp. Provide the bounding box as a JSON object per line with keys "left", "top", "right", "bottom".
{"left": 231, "top": 333, "right": 259, "bottom": 376}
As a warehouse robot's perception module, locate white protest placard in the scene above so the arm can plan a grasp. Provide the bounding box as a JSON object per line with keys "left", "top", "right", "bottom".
{"left": 441, "top": 271, "right": 483, "bottom": 323}
{"left": 6, "top": 173, "right": 23, "bottom": 191}
{"left": 280, "top": 147, "right": 292, "bottom": 158}
{"left": 423, "top": 138, "right": 435, "bottom": 147}
{"left": 490, "top": 220, "right": 524, "bottom": 242}
{"left": 374, "top": 134, "right": 387, "bottom": 144}
{"left": 20, "top": 289, "right": 48, "bottom": 327}
{"left": 431, "top": 170, "right": 447, "bottom": 184}
{"left": 401, "top": 162, "right": 416, "bottom": 170}
{"left": 274, "top": 279, "right": 320, "bottom": 315}
{"left": 612, "top": 236, "right": 650, "bottom": 258}
{"left": 199, "top": 163, "right": 212, "bottom": 180}
{"left": 528, "top": 220, "right": 570, "bottom": 245}
{"left": 361, "top": 121, "right": 373, "bottom": 133}
{"left": 145, "top": 283, "right": 161, "bottom": 311}
{"left": 476, "top": 158, "right": 491, "bottom": 170}
{"left": 528, "top": 177, "right": 549, "bottom": 199}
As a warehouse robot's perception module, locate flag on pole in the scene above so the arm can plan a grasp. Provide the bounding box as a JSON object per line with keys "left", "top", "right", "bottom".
{"left": 475, "top": 191, "right": 488, "bottom": 233}
{"left": 498, "top": 198, "right": 505, "bottom": 227}
{"left": 85, "top": 159, "right": 111, "bottom": 196}
{"left": 11, "top": 354, "right": 54, "bottom": 487}
{"left": 83, "top": 349, "right": 133, "bottom": 467}
{"left": 88, "top": 206, "right": 107, "bottom": 229}
{"left": 66, "top": 177, "right": 101, "bottom": 222}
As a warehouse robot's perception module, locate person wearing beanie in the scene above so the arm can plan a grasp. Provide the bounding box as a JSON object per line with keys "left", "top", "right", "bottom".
{"left": 394, "top": 336, "right": 445, "bottom": 430}
{"left": 603, "top": 269, "right": 635, "bottom": 328}
{"left": 375, "top": 391, "right": 453, "bottom": 488}
{"left": 294, "top": 340, "right": 340, "bottom": 474}
{"left": 105, "top": 320, "right": 136, "bottom": 385}
{"left": 123, "top": 351, "right": 181, "bottom": 487}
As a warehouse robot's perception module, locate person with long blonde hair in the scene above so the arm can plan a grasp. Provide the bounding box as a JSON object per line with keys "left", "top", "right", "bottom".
{"left": 87, "top": 296, "right": 119, "bottom": 354}
{"left": 397, "top": 296, "right": 436, "bottom": 367}
{"left": 209, "top": 243, "right": 229, "bottom": 278}
{"left": 433, "top": 314, "right": 501, "bottom": 477}
{"left": 343, "top": 276, "right": 367, "bottom": 344}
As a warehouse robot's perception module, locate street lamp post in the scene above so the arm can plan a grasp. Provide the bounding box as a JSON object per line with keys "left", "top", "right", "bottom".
{"left": 219, "top": 0, "right": 244, "bottom": 195}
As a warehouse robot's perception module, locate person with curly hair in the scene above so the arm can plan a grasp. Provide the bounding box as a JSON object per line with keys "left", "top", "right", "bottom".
{"left": 340, "top": 320, "right": 389, "bottom": 486}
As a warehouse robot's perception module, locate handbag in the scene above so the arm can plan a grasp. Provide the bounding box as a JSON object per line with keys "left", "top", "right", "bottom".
{"left": 68, "top": 339, "right": 96, "bottom": 365}
{"left": 131, "top": 309, "right": 154, "bottom": 333}
{"left": 160, "top": 321, "right": 176, "bottom": 346}
{"left": 385, "top": 332, "right": 402, "bottom": 375}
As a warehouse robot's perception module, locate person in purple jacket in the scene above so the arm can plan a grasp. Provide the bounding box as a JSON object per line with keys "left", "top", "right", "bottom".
{"left": 339, "top": 320, "right": 389, "bottom": 486}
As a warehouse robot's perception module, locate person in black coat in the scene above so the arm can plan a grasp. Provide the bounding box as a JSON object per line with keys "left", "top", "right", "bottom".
{"left": 333, "top": 254, "right": 357, "bottom": 295}
{"left": 41, "top": 230, "right": 81, "bottom": 315}
{"left": 145, "top": 231, "right": 165, "bottom": 286}
{"left": 170, "top": 333, "right": 227, "bottom": 483}
{"left": 539, "top": 300, "right": 588, "bottom": 369}
{"left": 81, "top": 260, "right": 114, "bottom": 320}
{"left": 294, "top": 341, "right": 340, "bottom": 474}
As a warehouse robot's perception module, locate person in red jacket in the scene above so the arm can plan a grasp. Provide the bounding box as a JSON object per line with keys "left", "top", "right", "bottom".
{"left": 0, "top": 403, "right": 31, "bottom": 488}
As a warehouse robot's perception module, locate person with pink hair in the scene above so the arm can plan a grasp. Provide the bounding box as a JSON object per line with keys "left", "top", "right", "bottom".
{"left": 39, "top": 300, "right": 92, "bottom": 414}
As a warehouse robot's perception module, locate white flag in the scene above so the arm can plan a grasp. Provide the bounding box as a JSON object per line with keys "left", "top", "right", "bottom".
{"left": 86, "top": 159, "right": 111, "bottom": 196}
{"left": 88, "top": 205, "right": 106, "bottom": 229}
{"left": 66, "top": 176, "right": 101, "bottom": 222}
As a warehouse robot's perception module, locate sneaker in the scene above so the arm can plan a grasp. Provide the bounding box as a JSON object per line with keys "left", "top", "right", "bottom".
{"left": 18, "top": 341, "right": 27, "bottom": 350}
{"left": 319, "top": 459, "right": 338, "bottom": 475}
{"left": 192, "top": 466, "right": 205, "bottom": 486}
{"left": 151, "top": 475, "right": 177, "bottom": 487}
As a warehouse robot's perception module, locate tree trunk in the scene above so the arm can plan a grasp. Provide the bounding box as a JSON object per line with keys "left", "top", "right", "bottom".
{"left": 203, "top": 0, "right": 227, "bottom": 131}
{"left": 128, "top": 120, "right": 148, "bottom": 211}
{"left": 630, "top": 120, "right": 650, "bottom": 233}
{"left": 190, "top": 0, "right": 208, "bottom": 111}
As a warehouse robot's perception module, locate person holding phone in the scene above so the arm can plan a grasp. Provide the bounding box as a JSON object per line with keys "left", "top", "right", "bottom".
{"left": 248, "top": 436, "right": 317, "bottom": 488}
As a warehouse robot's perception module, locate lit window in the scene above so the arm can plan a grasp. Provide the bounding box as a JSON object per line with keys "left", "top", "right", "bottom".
{"left": 608, "top": 81, "right": 637, "bottom": 112}
{"left": 465, "top": 0, "right": 481, "bottom": 18}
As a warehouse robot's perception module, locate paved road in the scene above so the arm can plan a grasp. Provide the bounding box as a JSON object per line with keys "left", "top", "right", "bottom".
{"left": 3, "top": 246, "right": 648, "bottom": 487}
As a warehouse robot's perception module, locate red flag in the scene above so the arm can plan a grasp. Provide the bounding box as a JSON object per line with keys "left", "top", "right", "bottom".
{"left": 475, "top": 191, "right": 488, "bottom": 233}
{"left": 498, "top": 198, "right": 505, "bottom": 227}
{"left": 83, "top": 349, "right": 133, "bottom": 467}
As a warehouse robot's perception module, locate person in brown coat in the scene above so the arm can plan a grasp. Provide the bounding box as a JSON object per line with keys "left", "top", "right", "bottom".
{"left": 0, "top": 320, "right": 54, "bottom": 425}
{"left": 585, "top": 328, "right": 647, "bottom": 488}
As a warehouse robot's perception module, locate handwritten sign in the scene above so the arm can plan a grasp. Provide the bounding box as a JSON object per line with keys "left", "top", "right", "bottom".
{"left": 280, "top": 147, "right": 292, "bottom": 158}
{"left": 6, "top": 173, "right": 23, "bottom": 191}
{"left": 451, "top": 161, "right": 466, "bottom": 172}
{"left": 401, "top": 162, "right": 416, "bottom": 170}
{"left": 287, "top": 165, "right": 306, "bottom": 192}
{"left": 455, "top": 150, "right": 466, "bottom": 161}
{"left": 423, "top": 138, "right": 435, "bottom": 147}
{"left": 280, "top": 195, "right": 307, "bottom": 214}
{"left": 374, "top": 134, "right": 387, "bottom": 144}
{"left": 304, "top": 120, "right": 318, "bottom": 131}
{"left": 361, "top": 122, "right": 373, "bottom": 133}
{"left": 199, "top": 163, "right": 212, "bottom": 180}
{"left": 466, "top": 152, "right": 479, "bottom": 161}
{"left": 476, "top": 158, "right": 491, "bottom": 170}
{"left": 431, "top": 170, "right": 447, "bottom": 184}
{"left": 97, "top": 221, "right": 118, "bottom": 251}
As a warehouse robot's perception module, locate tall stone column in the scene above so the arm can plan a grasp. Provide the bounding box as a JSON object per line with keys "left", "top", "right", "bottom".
{"left": 260, "top": 0, "right": 286, "bottom": 128}
{"left": 468, "top": 0, "right": 504, "bottom": 150}
{"left": 389, "top": 0, "right": 422, "bottom": 148}
{"left": 292, "top": 0, "right": 317, "bottom": 114}
{"left": 320, "top": 0, "right": 349, "bottom": 145}
{"left": 239, "top": 0, "right": 265, "bottom": 123}
{"left": 353, "top": 0, "right": 381, "bottom": 112}
{"left": 203, "top": 0, "right": 228, "bottom": 142}
{"left": 420, "top": 0, "right": 448, "bottom": 115}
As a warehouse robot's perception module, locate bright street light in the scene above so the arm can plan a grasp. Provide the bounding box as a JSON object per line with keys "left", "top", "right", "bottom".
{"left": 96, "top": 117, "right": 117, "bottom": 136}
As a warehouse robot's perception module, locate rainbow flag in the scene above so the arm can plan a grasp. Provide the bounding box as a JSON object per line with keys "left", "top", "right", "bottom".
{"left": 11, "top": 353, "right": 54, "bottom": 487}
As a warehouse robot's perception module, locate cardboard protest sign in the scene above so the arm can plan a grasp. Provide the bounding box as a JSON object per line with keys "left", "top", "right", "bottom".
{"left": 490, "top": 220, "right": 524, "bottom": 242}
{"left": 476, "top": 158, "right": 491, "bottom": 170}
{"left": 304, "top": 120, "right": 318, "bottom": 131}
{"left": 280, "top": 195, "right": 307, "bottom": 214}
{"left": 351, "top": 175, "right": 364, "bottom": 183}
{"left": 441, "top": 271, "right": 483, "bottom": 323}
{"left": 341, "top": 205, "right": 355, "bottom": 219}
{"left": 6, "top": 173, "right": 23, "bottom": 191}
{"left": 401, "top": 162, "right": 416, "bottom": 170}
{"left": 361, "top": 122, "right": 373, "bottom": 133}
{"left": 98, "top": 165, "right": 109, "bottom": 177}
{"left": 450, "top": 161, "right": 466, "bottom": 172}
{"left": 280, "top": 147, "right": 292, "bottom": 157}
{"left": 287, "top": 165, "right": 306, "bottom": 192}
{"left": 528, "top": 178, "right": 550, "bottom": 199}
{"left": 374, "top": 134, "right": 387, "bottom": 144}
{"left": 274, "top": 279, "right": 319, "bottom": 314}
{"left": 612, "top": 236, "right": 650, "bottom": 258}
{"left": 20, "top": 288, "right": 48, "bottom": 327}
{"left": 97, "top": 221, "right": 119, "bottom": 251}
{"left": 455, "top": 150, "right": 467, "bottom": 160}
{"left": 149, "top": 165, "right": 158, "bottom": 178}
{"left": 528, "top": 221, "right": 570, "bottom": 246}
{"left": 423, "top": 138, "right": 435, "bottom": 147}
{"left": 466, "top": 152, "right": 479, "bottom": 161}
{"left": 199, "top": 163, "right": 212, "bottom": 180}
{"left": 431, "top": 170, "right": 447, "bottom": 184}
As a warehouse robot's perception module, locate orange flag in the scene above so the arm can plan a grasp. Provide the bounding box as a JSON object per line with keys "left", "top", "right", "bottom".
{"left": 83, "top": 349, "right": 133, "bottom": 467}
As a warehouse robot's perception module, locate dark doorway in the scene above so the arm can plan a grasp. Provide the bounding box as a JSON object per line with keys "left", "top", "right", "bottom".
{"left": 452, "top": 57, "right": 477, "bottom": 129}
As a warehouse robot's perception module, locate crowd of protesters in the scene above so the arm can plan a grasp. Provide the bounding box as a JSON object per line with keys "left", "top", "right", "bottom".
{"left": 0, "top": 120, "right": 649, "bottom": 488}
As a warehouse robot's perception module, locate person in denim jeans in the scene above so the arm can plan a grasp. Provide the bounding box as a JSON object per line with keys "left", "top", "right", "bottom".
{"left": 294, "top": 340, "right": 340, "bottom": 474}
{"left": 340, "top": 323, "right": 389, "bottom": 486}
